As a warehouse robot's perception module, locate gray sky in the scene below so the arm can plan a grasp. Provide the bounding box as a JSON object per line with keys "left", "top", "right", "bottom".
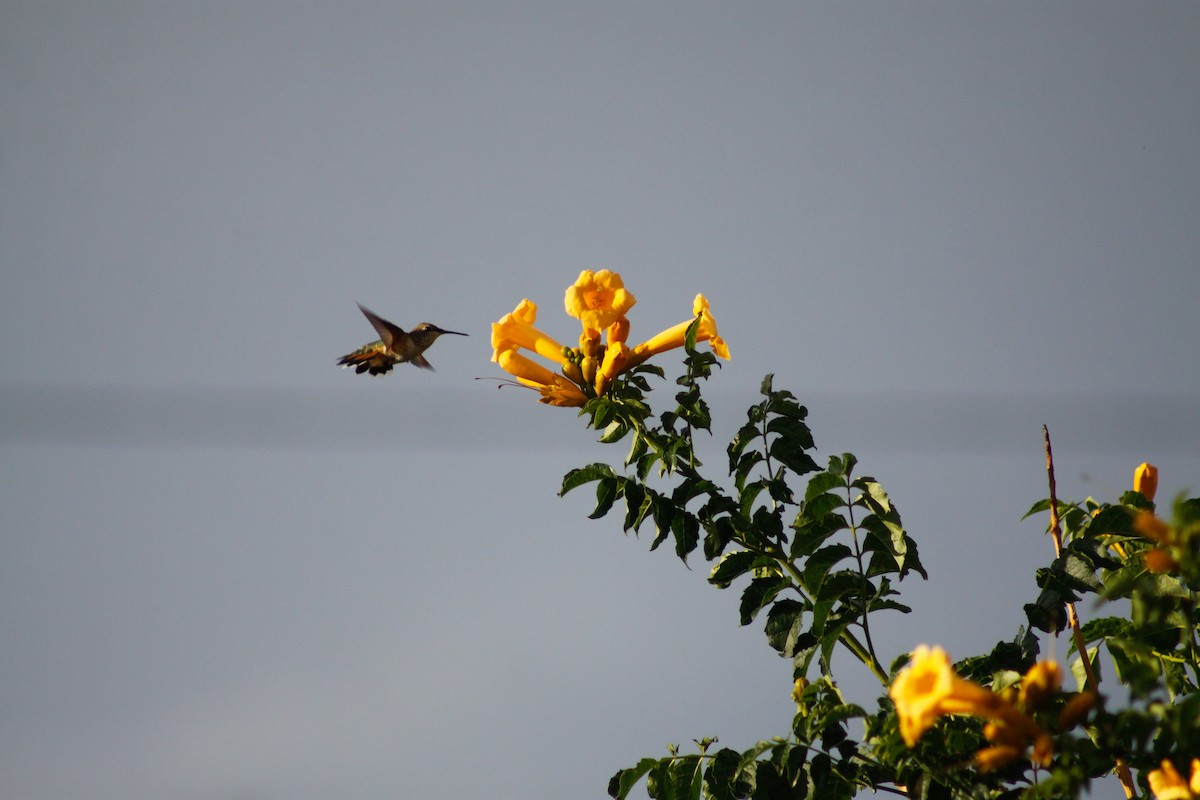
{"left": 2, "top": 3, "right": 1198, "bottom": 799}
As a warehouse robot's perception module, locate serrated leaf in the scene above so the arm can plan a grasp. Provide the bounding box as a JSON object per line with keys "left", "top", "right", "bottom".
{"left": 751, "top": 505, "right": 784, "bottom": 542}
{"left": 765, "top": 599, "right": 807, "bottom": 657}
{"left": 599, "top": 419, "right": 629, "bottom": 443}
{"left": 626, "top": 433, "right": 648, "bottom": 469}
{"left": 673, "top": 510, "right": 700, "bottom": 561}
{"left": 1021, "top": 497, "right": 1054, "bottom": 520}
{"left": 769, "top": 439, "right": 820, "bottom": 476}
{"left": 710, "top": 550, "right": 771, "bottom": 588}
{"left": 622, "top": 482, "right": 647, "bottom": 531}
{"left": 734, "top": 452, "right": 765, "bottom": 491}
{"left": 801, "top": 543, "right": 853, "bottom": 592}
{"left": 592, "top": 477, "right": 617, "bottom": 520}
{"left": 560, "top": 463, "right": 616, "bottom": 496}
{"left": 727, "top": 421, "right": 762, "bottom": 467}
{"left": 804, "top": 471, "right": 845, "bottom": 503}
{"left": 766, "top": 416, "right": 815, "bottom": 449}
{"left": 739, "top": 576, "right": 789, "bottom": 625}
{"left": 608, "top": 757, "right": 659, "bottom": 800}
{"left": 1055, "top": 551, "right": 1104, "bottom": 594}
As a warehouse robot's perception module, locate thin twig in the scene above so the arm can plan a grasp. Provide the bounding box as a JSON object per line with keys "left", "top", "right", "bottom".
{"left": 1042, "top": 425, "right": 1135, "bottom": 798}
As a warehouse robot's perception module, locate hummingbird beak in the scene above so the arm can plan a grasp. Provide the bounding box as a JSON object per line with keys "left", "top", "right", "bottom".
{"left": 435, "top": 327, "right": 468, "bottom": 337}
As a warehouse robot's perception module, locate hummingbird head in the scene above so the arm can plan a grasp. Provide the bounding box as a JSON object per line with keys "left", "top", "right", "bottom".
{"left": 413, "top": 323, "right": 469, "bottom": 341}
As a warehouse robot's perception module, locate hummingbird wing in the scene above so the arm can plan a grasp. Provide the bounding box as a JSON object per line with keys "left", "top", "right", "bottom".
{"left": 337, "top": 342, "right": 399, "bottom": 376}
{"left": 356, "top": 303, "right": 409, "bottom": 352}
{"left": 410, "top": 354, "right": 434, "bottom": 370}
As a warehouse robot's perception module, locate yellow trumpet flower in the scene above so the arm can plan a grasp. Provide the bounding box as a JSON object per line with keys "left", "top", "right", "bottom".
{"left": 564, "top": 269, "right": 636, "bottom": 333}
{"left": 491, "top": 299, "right": 569, "bottom": 366}
{"left": 496, "top": 348, "right": 587, "bottom": 407}
{"left": 889, "top": 645, "right": 1006, "bottom": 746}
{"left": 627, "top": 294, "right": 731, "bottom": 368}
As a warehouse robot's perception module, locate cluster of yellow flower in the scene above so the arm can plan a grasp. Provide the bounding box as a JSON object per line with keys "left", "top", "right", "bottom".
{"left": 888, "top": 645, "right": 1093, "bottom": 772}
{"left": 491, "top": 270, "right": 730, "bottom": 407}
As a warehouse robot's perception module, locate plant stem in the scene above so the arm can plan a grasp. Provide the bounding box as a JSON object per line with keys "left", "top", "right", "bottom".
{"left": 1042, "top": 425, "right": 1135, "bottom": 799}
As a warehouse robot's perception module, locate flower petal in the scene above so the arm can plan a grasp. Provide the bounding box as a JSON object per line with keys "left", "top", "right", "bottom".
{"left": 564, "top": 269, "right": 637, "bottom": 331}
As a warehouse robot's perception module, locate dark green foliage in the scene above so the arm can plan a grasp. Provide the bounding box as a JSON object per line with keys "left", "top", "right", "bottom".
{"left": 564, "top": 344, "right": 1199, "bottom": 799}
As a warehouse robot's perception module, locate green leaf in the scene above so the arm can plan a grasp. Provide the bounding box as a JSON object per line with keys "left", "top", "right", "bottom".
{"left": 599, "top": 419, "right": 629, "bottom": 443}
{"left": 673, "top": 511, "right": 700, "bottom": 561}
{"left": 1021, "top": 497, "right": 1054, "bottom": 520}
{"left": 1077, "top": 616, "right": 1131, "bottom": 646}
{"left": 626, "top": 433, "right": 648, "bottom": 469}
{"left": 765, "top": 599, "right": 807, "bottom": 657}
{"left": 766, "top": 416, "right": 815, "bottom": 450}
{"left": 703, "top": 748, "right": 745, "bottom": 800}
{"left": 588, "top": 396, "right": 617, "bottom": 430}
{"left": 733, "top": 452, "right": 765, "bottom": 491}
{"left": 739, "top": 576, "right": 790, "bottom": 625}
{"left": 622, "top": 482, "right": 648, "bottom": 532}
{"left": 592, "top": 477, "right": 618, "bottom": 520}
{"left": 702, "top": 516, "right": 736, "bottom": 561}
{"left": 751, "top": 505, "right": 784, "bottom": 542}
{"left": 815, "top": 571, "right": 874, "bottom": 603}
{"left": 769, "top": 439, "right": 820, "bottom": 477}
{"left": 608, "top": 757, "right": 659, "bottom": 800}
{"left": 560, "top": 463, "right": 616, "bottom": 496}
{"left": 801, "top": 544, "right": 853, "bottom": 592}
{"left": 710, "top": 550, "right": 773, "bottom": 588}
{"left": 1069, "top": 646, "right": 1100, "bottom": 691}
{"left": 1107, "top": 637, "right": 1160, "bottom": 693}
{"left": 1054, "top": 551, "right": 1104, "bottom": 594}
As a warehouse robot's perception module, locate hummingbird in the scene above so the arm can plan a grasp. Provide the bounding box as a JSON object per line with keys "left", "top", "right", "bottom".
{"left": 338, "top": 303, "right": 468, "bottom": 375}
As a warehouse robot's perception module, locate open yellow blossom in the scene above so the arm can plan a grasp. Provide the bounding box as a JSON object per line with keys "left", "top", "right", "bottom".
{"left": 627, "top": 294, "right": 731, "bottom": 368}
{"left": 496, "top": 348, "right": 587, "bottom": 407}
{"left": 889, "top": 645, "right": 1006, "bottom": 746}
{"left": 564, "top": 269, "right": 636, "bottom": 332}
{"left": 1134, "top": 462, "right": 1159, "bottom": 502}
{"left": 1147, "top": 759, "right": 1200, "bottom": 800}
{"left": 491, "top": 300, "right": 569, "bottom": 365}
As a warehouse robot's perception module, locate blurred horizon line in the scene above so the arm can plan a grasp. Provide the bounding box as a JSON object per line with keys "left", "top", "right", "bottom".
{"left": 2, "top": 382, "right": 1196, "bottom": 454}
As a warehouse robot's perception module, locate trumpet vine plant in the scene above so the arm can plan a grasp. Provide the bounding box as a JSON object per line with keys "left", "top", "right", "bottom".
{"left": 492, "top": 270, "right": 1200, "bottom": 800}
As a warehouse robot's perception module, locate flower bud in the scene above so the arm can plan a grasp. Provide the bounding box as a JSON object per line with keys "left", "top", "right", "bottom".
{"left": 1056, "top": 691, "right": 1096, "bottom": 731}
{"left": 579, "top": 329, "right": 602, "bottom": 358}
{"left": 1031, "top": 733, "right": 1055, "bottom": 768}
{"left": 792, "top": 677, "right": 809, "bottom": 715}
{"left": 580, "top": 356, "right": 598, "bottom": 385}
{"left": 1134, "top": 510, "right": 1172, "bottom": 544}
{"left": 974, "top": 745, "right": 1023, "bottom": 772}
{"left": 562, "top": 361, "right": 585, "bottom": 387}
{"left": 1134, "top": 462, "right": 1158, "bottom": 501}
{"left": 1019, "top": 661, "right": 1062, "bottom": 712}
{"left": 607, "top": 316, "right": 630, "bottom": 345}
{"left": 1143, "top": 547, "right": 1179, "bottom": 574}
{"left": 983, "top": 720, "right": 1025, "bottom": 748}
